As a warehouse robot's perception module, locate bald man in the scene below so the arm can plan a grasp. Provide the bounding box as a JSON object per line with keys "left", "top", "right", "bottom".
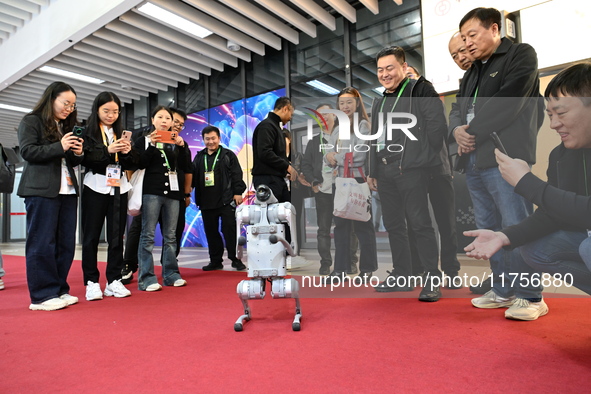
{"left": 448, "top": 32, "right": 473, "bottom": 71}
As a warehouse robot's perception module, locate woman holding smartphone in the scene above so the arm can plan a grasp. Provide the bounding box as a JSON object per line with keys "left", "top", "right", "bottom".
{"left": 325, "top": 87, "right": 378, "bottom": 280}
{"left": 81, "top": 91, "right": 137, "bottom": 301}
{"left": 135, "top": 106, "right": 192, "bottom": 291}
{"left": 17, "top": 81, "right": 84, "bottom": 311}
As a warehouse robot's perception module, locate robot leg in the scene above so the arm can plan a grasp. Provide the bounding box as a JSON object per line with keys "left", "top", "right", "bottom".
{"left": 234, "top": 279, "right": 265, "bottom": 331}
{"left": 271, "top": 278, "right": 302, "bottom": 331}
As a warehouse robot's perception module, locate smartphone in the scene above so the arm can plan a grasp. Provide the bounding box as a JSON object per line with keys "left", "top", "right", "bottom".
{"left": 490, "top": 132, "right": 508, "bottom": 155}
{"left": 121, "top": 130, "right": 132, "bottom": 142}
{"left": 72, "top": 126, "right": 85, "bottom": 138}
{"left": 156, "top": 130, "right": 178, "bottom": 144}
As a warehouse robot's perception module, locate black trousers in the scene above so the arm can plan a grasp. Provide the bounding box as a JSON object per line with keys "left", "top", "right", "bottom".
{"left": 123, "top": 200, "right": 186, "bottom": 271}
{"left": 409, "top": 171, "right": 461, "bottom": 275}
{"left": 201, "top": 205, "right": 240, "bottom": 264}
{"left": 377, "top": 164, "right": 441, "bottom": 277}
{"left": 315, "top": 191, "right": 359, "bottom": 268}
{"left": 81, "top": 186, "right": 128, "bottom": 284}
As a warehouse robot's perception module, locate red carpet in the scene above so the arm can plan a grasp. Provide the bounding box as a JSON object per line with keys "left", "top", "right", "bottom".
{"left": 1, "top": 254, "right": 591, "bottom": 393}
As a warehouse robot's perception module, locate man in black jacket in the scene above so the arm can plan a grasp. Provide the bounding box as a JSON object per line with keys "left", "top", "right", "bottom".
{"left": 464, "top": 63, "right": 591, "bottom": 320}
{"left": 367, "top": 46, "right": 448, "bottom": 302}
{"left": 193, "top": 126, "right": 246, "bottom": 271}
{"left": 252, "top": 96, "right": 297, "bottom": 203}
{"left": 449, "top": 7, "right": 544, "bottom": 312}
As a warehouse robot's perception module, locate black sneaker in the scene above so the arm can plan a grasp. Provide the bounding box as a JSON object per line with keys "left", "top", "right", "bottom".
{"left": 445, "top": 273, "right": 463, "bottom": 290}
{"left": 356, "top": 271, "right": 373, "bottom": 285}
{"left": 319, "top": 265, "right": 331, "bottom": 276}
{"left": 418, "top": 284, "right": 441, "bottom": 302}
{"left": 202, "top": 262, "right": 224, "bottom": 271}
{"left": 374, "top": 271, "right": 414, "bottom": 292}
{"left": 121, "top": 265, "right": 136, "bottom": 285}
{"left": 231, "top": 260, "right": 247, "bottom": 271}
{"left": 470, "top": 277, "right": 492, "bottom": 294}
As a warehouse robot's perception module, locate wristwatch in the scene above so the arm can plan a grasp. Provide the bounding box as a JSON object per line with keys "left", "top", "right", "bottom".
{"left": 184, "top": 193, "right": 191, "bottom": 198}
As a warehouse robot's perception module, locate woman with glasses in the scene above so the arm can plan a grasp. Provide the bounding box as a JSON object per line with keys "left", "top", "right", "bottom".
{"left": 135, "top": 106, "right": 192, "bottom": 291}
{"left": 17, "top": 81, "right": 83, "bottom": 311}
{"left": 325, "top": 87, "right": 378, "bottom": 281}
{"left": 80, "top": 91, "right": 137, "bottom": 301}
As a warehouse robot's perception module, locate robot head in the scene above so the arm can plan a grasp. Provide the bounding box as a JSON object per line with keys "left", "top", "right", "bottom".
{"left": 255, "top": 184, "right": 278, "bottom": 205}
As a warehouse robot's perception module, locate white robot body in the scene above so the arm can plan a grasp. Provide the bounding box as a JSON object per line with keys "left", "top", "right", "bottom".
{"left": 233, "top": 185, "right": 302, "bottom": 331}
{"left": 245, "top": 225, "right": 287, "bottom": 278}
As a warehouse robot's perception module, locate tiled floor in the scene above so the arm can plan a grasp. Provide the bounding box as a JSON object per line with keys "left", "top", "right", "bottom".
{"left": 1, "top": 242, "right": 584, "bottom": 295}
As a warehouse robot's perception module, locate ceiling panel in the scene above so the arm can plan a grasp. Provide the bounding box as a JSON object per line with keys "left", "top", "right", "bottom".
{"left": 0, "top": 0, "right": 402, "bottom": 148}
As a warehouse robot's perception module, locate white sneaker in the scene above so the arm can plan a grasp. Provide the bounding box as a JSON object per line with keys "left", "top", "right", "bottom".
{"left": 505, "top": 298, "right": 549, "bottom": 321}
{"left": 86, "top": 281, "right": 103, "bottom": 301}
{"left": 0, "top": 278, "right": 4, "bottom": 290}
{"left": 59, "top": 294, "right": 79, "bottom": 305}
{"left": 287, "top": 255, "right": 311, "bottom": 270}
{"left": 471, "top": 290, "right": 516, "bottom": 309}
{"left": 146, "top": 283, "right": 162, "bottom": 292}
{"left": 104, "top": 280, "right": 132, "bottom": 298}
{"left": 29, "top": 297, "right": 68, "bottom": 311}
{"left": 173, "top": 279, "right": 187, "bottom": 287}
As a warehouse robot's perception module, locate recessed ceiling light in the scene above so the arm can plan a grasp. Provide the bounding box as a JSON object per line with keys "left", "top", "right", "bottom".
{"left": 39, "top": 66, "right": 104, "bottom": 84}
{"left": 138, "top": 2, "right": 213, "bottom": 39}
{"left": 306, "top": 80, "right": 340, "bottom": 95}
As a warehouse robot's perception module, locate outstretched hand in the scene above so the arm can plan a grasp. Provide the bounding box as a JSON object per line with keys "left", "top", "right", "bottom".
{"left": 463, "top": 229, "right": 510, "bottom": 260}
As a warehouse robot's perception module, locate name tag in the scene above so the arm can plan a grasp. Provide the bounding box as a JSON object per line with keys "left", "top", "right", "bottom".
{"left": 467, "top": 107, "right": 475, "bottom": 124}
{"left": 204, "top": 171, "right": 215, "bottom": 187}
{"left": 169, "top": 171, "right": 179, "bottom": 191}
{"left": 106, "top": 164, "right": 121, "bottom": 187}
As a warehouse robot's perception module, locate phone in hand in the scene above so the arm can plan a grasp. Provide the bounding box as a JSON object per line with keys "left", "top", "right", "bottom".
{"left": 72, "top": 126, "right": 85, "bottom": 141}
{"left": 156, "top": 130, "right": 178, "bottom": 144}
{"left": 490, "top": 132, "right": 508, "bottom": 155}
{"left": 121, "top": 130, "right": 132, "bottom": 142}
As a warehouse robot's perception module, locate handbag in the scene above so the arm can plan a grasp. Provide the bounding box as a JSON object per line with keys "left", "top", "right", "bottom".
{"left": 127, "top": 169, "right": 145, "bottom": 216}
{"left": 0, "top": 143, "right": 16, "bottom": 194}
{"left": 333, "top": 152, "right": 371, "bottom": 222}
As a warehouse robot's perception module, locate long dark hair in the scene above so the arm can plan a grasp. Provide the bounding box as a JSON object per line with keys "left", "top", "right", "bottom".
{"left": 150, "top": 105, "right": 174, "bottom": 131}
{"left": 86, "top": 91, "right": 123, "bottom": 142}
{"left": 337, "top": 87, "right": 370, "bottom": 133}
{"left": 31, "top": 81, "right": 78, "bottom": 142}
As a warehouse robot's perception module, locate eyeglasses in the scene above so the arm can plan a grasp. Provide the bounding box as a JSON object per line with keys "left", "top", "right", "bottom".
{"left": 57, "top": 98, "right": 77, "bottom": 111}
{"left": 173, "top": 119, "right": 185, "bottom": 130}
{"left": 101, "top": 109, "right": 120, "bottom": 116}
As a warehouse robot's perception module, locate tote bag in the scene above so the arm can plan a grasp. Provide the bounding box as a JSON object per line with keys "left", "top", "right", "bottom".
{"left": 127, "top": 136, "right": 149, "bottom": 216}
{"left": 127, "top": 169, "right": 145, "bottom": 216}
{"left": 333, "top": 153, "right": 371, "bottom": 222}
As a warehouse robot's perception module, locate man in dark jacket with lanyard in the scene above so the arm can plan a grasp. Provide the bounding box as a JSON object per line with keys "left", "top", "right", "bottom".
{"left": 449, "top": 7, "right": 545, "bottom": 315}
{"left": 406, "top": 69, "right": 462, "bottom": 289}
{"left": 367, "top": 46, "right": 448, "bottom": 302}
{"left": 193, "top": 126, "right": 247, "bottom": 271}
{"left": 464, "top": 63, "right": 591, "bottom": 320}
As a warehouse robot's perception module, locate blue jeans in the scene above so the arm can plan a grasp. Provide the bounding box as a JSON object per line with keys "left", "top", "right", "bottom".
{"left": 465, "top": 153, "right": 540, "bottom": 298}
{"left": 520, "top": 230, "right": 591, "bottom": 295}
{"left": 138, "top": 194, "right": 181, "bottom": 290}
{"left": 24, "top": 195, "right": 78, "bottom": 303}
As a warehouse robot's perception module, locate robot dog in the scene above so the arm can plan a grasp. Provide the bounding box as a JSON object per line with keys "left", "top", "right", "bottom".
{"left": 234, "top": 185, "right": 302, "bottom": 331}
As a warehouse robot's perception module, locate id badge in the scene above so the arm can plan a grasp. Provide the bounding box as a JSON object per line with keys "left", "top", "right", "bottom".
{"left": 204, "top": 171, "right": 215, "bottom": 187}
{"left": 63, "top": 164, "right": 73, "bottom": 186}
{"left": 466, "top": 107, "right": 475, "bottom": 124}
{"left": 106, "top": 164, "right": 121, "bottom": 187}
{"left": 169, "top": 171, "right": 179, "bottom": 191}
